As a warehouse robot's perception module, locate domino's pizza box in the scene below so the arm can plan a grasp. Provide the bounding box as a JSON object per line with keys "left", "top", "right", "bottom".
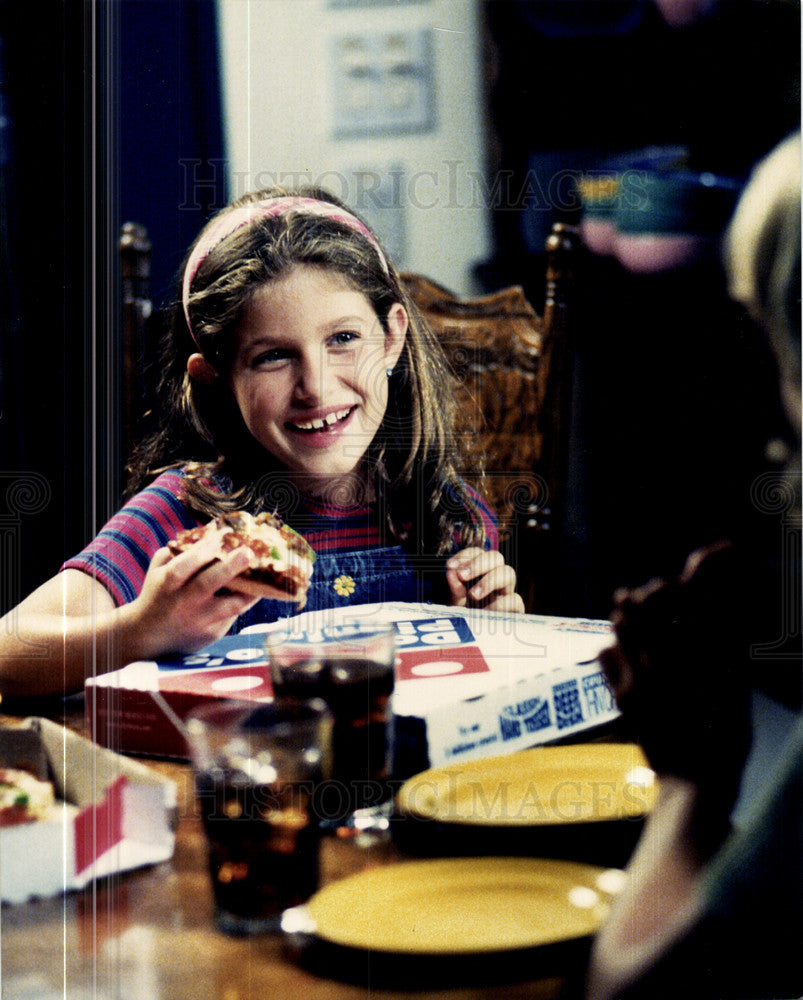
{"left": 0, "top": 717, "right": 176, "bottom": 903}
{"left": 85, "top": 603, "right": 618, "bottom": 773}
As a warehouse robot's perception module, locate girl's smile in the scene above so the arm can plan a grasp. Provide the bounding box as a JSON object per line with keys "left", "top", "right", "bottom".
{"left": 285, "top": 404, "right": 358, "bottom": 443}
{"left": 227, "top": 265, "right": 406, "bottom": 494}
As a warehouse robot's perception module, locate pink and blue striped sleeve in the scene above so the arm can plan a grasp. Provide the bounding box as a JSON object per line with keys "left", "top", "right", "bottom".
{"left": 61, "top": 470, "right": 204, "bottom": 606}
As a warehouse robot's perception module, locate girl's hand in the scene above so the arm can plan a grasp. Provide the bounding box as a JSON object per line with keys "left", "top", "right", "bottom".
{"left": 445, "top": 548, "right": 525, "bottom": 614}
{"left": 127, "top": 536, "right": 260, "bottom": 656}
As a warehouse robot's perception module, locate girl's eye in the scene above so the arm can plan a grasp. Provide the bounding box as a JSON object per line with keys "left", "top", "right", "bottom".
{"left": 329, "top": 330, "right": 359, "bottom": 348}
{"left": 251, "top": 347, "right": 292, "bottom": 367}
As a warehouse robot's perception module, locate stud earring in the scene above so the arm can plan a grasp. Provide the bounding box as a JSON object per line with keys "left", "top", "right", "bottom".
{"left": 386, "top": 367, "right": 394, "bottom": 378}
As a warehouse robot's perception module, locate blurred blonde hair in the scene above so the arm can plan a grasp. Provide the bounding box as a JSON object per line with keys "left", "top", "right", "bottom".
{"left": 725, "top": 132, "right": 801, "bottom": 429}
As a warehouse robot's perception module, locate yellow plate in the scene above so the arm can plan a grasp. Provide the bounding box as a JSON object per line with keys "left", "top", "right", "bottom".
{"left": 396, "top": 743, "right": 657, "bottom": 827}
{"left": 305, "top": 857, "right": 625, "bottom": 954}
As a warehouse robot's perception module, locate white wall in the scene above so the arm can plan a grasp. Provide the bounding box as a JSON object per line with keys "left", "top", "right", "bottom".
{"left": 217, "top": 0, "right": 490, "bottom": 295}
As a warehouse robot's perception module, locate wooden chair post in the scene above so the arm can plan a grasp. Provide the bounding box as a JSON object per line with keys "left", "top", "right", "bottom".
{"left": 534, "top": 221, "right": 578, "bottom": 528}
{"left": 525, "top": 221, "right": 579, "bottom": 611}
{"left": 119, "top": 222, "right": 152, "bottom": 466}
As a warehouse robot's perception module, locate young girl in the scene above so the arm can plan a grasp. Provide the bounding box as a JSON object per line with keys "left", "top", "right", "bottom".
{"left": 0, "top": 186, "right": 524, "bottom": 697}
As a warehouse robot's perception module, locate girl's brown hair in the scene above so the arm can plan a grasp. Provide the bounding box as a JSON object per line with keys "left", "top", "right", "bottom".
{"left": 127, "top": 185, "right": 486, "bottom": 554}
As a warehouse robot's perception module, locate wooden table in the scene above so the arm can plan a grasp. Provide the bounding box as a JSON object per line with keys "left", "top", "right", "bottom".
{"left": 0, "top": 699, "right": 580, "bottom": 1000}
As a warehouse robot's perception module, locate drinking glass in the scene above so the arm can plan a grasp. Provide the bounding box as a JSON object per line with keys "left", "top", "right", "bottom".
{"left": 266, "top": 622, "right": 396, "bottom": 833}
{"left": 186, "top": 698, "right": 332, "bottom": 935}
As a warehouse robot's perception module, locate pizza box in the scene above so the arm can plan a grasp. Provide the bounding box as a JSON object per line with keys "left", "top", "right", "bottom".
{"left": 85, "top": 603, "right": 618, "bottom": 774}
{"left": 0, "top": 717, "right": 177, "bottom": 904}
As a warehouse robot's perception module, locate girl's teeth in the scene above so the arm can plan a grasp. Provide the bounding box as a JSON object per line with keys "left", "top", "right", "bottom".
{"left": 294, "top": 407, "right": 351, "bottom": 431}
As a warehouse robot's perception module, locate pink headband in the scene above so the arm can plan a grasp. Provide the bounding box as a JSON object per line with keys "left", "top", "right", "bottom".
{"left": 182, "top": 196, "right": 389, "bottom": 342}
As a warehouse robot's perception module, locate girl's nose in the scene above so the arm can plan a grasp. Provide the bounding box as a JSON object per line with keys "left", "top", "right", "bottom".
{"left": 293, "top": 351, "right": 326, "bottom": 402}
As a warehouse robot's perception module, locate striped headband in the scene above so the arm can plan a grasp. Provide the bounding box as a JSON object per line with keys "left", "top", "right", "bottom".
{"left": 182, "top": 196, "right": 389, "bottom": 342}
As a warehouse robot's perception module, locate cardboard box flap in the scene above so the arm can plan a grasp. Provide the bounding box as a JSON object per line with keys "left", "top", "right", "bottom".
{"left": 31, "top": 717, "right": 177, "bottom": 810}
{"left": 0, "top": 724, "right": 52, "bottom": 781}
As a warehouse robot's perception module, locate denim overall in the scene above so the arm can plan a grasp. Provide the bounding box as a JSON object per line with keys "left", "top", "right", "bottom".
{"left": 233, "top": 544, "right": 445, "bottom": 632}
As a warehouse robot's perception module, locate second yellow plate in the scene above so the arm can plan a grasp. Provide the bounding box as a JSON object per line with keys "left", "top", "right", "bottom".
{"left": 396, "top": 743, "right": 657, "bottom": 827}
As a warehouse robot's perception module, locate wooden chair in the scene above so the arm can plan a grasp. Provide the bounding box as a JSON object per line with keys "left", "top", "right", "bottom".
{"left": 120, "top": 221, "right": 578, "bottom": 613}
{"left": 400, "top": 221, "right": 578, "bottom": 612}
{"left": 119, "top": 221, "right": 154, "bottom": 469}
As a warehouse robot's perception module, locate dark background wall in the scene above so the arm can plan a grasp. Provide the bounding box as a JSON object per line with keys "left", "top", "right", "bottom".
{"left": 481, "top": 0, "right": 800, "bottom": 618}
{"left": 0, "top": 0, "right": 226, "bottom": 614}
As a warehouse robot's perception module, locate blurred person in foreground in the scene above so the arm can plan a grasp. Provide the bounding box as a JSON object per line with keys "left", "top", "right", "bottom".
{"left": 585, "top": 132, "right": 802, "bottom": 1000}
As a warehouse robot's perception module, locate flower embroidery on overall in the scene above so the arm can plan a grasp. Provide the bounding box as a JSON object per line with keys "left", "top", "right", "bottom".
{"left": 333, "top": 574, "right": 356, "bottom": 597}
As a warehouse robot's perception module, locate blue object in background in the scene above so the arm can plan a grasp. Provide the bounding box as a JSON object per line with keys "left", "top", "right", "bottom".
{"left": 514, "top": 0, "right": 647, "bottom": 37}
{"left": 0, "top": 1, "right": 229, "bottom": 607}
{"left": 117, "top": 0, "right": 228, "bottom": 309}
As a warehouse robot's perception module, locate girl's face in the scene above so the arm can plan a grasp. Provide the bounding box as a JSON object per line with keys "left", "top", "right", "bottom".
{"left": 227, "top": 265, "right": 407, "bottom": 496}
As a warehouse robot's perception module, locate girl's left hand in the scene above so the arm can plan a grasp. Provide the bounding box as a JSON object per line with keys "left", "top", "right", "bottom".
{"left": 446, "top": 548, "right": 525, "bottom": 614}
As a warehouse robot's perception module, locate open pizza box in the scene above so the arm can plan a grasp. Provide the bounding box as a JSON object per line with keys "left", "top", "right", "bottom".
{"left": 86, "top": 602, "right": 619, "bottom": 776}
{"left": 0, "top": 717, "right": 177, "bottom": 904}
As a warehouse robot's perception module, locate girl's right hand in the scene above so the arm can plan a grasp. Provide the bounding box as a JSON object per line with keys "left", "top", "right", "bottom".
{"left": 128, "top": 536, "right": 260, "bottom": 655}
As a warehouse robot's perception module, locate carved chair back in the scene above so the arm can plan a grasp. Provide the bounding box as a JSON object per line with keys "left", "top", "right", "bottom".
{"left": 400, "top": 222, "right": 577, "bottom": 610}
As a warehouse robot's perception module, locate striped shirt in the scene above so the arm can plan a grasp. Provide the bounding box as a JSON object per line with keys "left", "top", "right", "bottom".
{"left": 61, "top": 468, "right": 498, "bottom": 607}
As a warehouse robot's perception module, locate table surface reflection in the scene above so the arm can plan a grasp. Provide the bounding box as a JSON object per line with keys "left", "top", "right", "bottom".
{"left": 1, "top": 701, "right": 576, "bottom": 1000}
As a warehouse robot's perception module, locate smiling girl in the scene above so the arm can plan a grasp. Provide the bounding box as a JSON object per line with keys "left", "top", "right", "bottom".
{"left": 0, "top": 187, "right": 524, "bottom": 696}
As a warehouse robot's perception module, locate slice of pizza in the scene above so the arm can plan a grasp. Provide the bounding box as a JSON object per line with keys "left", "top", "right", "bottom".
{"left": 167, "top": 511, "right": 315, "bottom": 606}
{"left": 0, "top": 767, "right": 56, "bottom": 828}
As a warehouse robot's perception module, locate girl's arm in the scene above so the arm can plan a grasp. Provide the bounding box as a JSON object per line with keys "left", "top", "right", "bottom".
{"left": 445, "top": 548, "right": 525, "bottom": 614}
{"left": 0, "top": 541, "right": 259, "bottom": 698}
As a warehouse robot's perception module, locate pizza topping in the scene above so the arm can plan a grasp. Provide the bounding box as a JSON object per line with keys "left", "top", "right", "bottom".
{"left": 0, "top": 768, "right": 56, "bottom": 827}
